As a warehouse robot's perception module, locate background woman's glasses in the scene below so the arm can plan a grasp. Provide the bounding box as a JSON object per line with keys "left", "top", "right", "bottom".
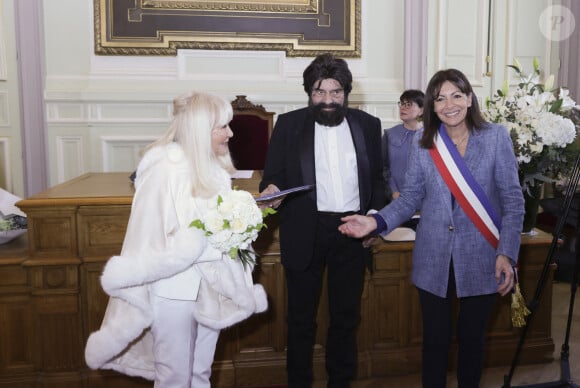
{"left": 398, "top": 101, "right": 415, "bottom": 108}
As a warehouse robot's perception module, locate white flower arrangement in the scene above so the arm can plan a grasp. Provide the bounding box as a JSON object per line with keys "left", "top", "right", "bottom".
{"left": 484, "top": 58, "right": 579, "bottom": 193}
{"left": 190, "top": 189, "right": 276, "bottom": 268}
{"left": 0, "top": 189, "right": 28, "bottom": 245}
{"left": 0, "top": 213, "right": 27, "bottom": 245}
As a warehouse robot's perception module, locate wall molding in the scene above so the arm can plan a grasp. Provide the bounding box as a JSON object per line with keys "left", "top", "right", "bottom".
{"left": 0, "top": 137, "right": 11, "bottom": 191}
{"left": 101, "top": 135, "right": 159, "bottom": 173}
{"left": 55, "top": 136, "right": 83, "bottom": 183}
{"left": 0, "top": 6, "right": 7, "bottom": 81}
{"left": 0, "top": 91, "right": 9, "bottom": 126}
{"left": 45, "top": 99, "right": 400, "bottom": 127}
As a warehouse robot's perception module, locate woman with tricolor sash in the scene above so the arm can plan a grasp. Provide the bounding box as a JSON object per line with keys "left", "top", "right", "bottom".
{"left": 339, "top": 68, "right": 524, "bottom": 388}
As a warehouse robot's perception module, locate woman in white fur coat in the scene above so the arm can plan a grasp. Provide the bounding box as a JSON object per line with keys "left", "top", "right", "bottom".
{"left": 84, "top": 91, "right": 268, "bottom": 387}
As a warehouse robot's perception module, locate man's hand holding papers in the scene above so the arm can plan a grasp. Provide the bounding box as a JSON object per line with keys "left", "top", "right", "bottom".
{"left": 256, "top": 184, "right": 315, "bottom": 209}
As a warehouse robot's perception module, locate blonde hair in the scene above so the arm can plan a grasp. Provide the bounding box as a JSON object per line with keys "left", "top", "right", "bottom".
{"left": 144, "top": 91, "right": 235, "bottom": 197}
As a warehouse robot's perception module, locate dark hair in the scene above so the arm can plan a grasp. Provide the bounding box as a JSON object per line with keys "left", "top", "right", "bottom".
{"left": 421, "top": 69, "right": 488, "bottom": 149}
{"left": 303, "top": 53, "right": 353, "bottom": 96}
{"left": 400, "top": 89, "right": 425, "bottom": 108}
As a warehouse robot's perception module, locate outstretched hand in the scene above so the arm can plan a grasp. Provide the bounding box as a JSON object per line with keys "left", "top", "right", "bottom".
{"left": 338, "top": 215, "right": 377, "bottom": 238}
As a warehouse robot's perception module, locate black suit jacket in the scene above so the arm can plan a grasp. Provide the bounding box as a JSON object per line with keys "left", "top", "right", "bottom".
{"left": 259, "top": 107, "right": 387, "bottom": 271}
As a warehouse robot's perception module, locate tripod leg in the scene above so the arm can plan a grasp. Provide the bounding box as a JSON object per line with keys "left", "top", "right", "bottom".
{"left": 557, "top": 230, "right": 580, "bottom": 386}
{"left": 504, "top": 150, "right": 580, "bottom": 388}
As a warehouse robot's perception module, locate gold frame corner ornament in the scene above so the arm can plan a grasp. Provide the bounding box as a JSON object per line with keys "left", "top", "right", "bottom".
{"left": 94, "top": 0, "right": 360, "bottom": 57}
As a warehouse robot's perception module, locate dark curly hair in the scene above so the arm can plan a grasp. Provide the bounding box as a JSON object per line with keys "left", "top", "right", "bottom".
{"left": 421, "top": 69, "right": 488, "bottom": 149}
{"left": 303, "top": 53, "right": 353, "bottom": 96}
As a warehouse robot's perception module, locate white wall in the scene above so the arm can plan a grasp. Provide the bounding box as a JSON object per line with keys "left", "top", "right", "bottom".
{"left": 0, "top": 0, "right": 24, "bottom": 196}
{"left": 427, "top": 0, "right": 555, "bottom": 102}
{"left": 42, "top": 0, "right": 406, "bottom": 186}
{"left": 0, "top": 0, "right": 561, "bottom": 195}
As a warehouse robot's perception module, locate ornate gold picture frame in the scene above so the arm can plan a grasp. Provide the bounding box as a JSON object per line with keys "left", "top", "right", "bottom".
{"left": 94, "top": 0, "right": 360, "bottom": 57}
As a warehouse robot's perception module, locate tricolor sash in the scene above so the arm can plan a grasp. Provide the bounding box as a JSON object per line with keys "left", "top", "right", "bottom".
{"left": 429, "top": 125, "right": 501, "bottom": 249}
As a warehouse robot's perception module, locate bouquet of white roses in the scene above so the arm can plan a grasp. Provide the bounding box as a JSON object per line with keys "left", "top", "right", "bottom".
{"left": 190, "top": 189, "right": 276, "bottom": 268}
{"left": 484, "top": 58, "right": 578, "bottom": 193}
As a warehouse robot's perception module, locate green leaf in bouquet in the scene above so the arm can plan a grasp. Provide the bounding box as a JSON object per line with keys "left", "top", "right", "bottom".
{"left": 228, "top": 247, "right": 256, "bottom": 269}
{"left": 190, "top": 219, "right": 206, "bottom": 230}
{"left": 262, "top": 207, "right": 277, "bottom": 217}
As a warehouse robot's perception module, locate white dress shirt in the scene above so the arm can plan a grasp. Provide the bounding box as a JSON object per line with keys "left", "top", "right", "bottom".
{"left": 314, "top": 119, "right": 360, "bottom": 212}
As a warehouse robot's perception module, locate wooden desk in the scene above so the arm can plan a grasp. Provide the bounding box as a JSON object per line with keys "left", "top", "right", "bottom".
{"left": 1, "top": 173, "right": 554, "bottom": 387}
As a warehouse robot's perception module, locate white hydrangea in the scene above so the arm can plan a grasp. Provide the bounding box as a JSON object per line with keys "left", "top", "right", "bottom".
{"left": 536, "top": 112, "right": 576, "bottom": 148}
{"left": 483, "top": 59, "right": 579, "bottom": 192}
{"left": 190, "top": 188, "right": 270, "bottom": 266}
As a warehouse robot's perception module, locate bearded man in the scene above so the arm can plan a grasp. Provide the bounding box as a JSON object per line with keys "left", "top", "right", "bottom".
{"left": 259, "top": 53, "right": 387, "bottom": 388}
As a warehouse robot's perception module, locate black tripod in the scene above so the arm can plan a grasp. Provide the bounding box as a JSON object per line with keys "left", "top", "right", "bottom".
{"left": 503, "top": 151, "right": 580, "bottom": 388}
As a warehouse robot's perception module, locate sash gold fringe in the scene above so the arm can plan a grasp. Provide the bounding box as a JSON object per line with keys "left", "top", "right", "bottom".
{"left": 511, "top": 283, "right": 530, "bottom": 327}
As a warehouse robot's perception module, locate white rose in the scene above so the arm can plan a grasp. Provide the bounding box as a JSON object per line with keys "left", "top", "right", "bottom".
{"left": 204, "top": 211, "right": 225, "bottom": 233}
{"left": 230, "top": 217, "right": 248, "bottom": 234}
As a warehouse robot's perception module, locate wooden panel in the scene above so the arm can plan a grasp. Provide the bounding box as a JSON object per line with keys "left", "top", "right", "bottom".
{"left": 80, "top": 262, "right": 111, "bottom": 339}
{"left": 27, "top": 209, "right": 76, "bottom": 259}
{"left": 32, "top": 292, "right": 82, "bottom": 370}
{"left": 0, "top": 295, "right": 34, "bottom": 374}
{"left": 408, "top": 286, "right": 423, "bottom": 345}
{"left": 77, "top": 205, "right": 130, "bottom": 258}
{"left": 0, "top": 378, "right": 35, "bottom": 388}
{"left": 27, "top": 266, "right": 78, "bottom": 294}
{"left": 0, "top": 265, "right": 27, "bottom": 288}
{"left": 369, "top": 279, "right": 405, "bottom": 347}
{"left": 82, "top": 371, "right": 151, "bottom": 388}
{"left": 237, "top": 262, "right": 283, "bottom": 353}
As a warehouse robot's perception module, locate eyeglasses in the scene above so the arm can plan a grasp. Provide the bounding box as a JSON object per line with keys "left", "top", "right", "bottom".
{"left": 312, "top": 89, "right": 345, "bottom": 98}
{"left": 398, "top": 101, "right": 415, "bottom": 108}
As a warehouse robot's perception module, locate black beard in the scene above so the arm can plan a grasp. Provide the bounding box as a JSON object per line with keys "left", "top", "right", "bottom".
{"left": 309, "top": 102, "right": 347, "bottom": 126}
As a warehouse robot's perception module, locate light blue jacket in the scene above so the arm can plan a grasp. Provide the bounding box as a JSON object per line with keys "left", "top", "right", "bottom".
{"left": 378, "top": 124, "right": 524, "bottom": 298}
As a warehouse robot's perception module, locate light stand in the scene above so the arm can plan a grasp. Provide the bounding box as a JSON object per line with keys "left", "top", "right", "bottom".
{"left": 503, "top": 150, "right": 580, "bottom": 388}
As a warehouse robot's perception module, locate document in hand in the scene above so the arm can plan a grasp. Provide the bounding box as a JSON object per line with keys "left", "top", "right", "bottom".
{"left": 255, "top": 184, "right": 315, "bottom": 203}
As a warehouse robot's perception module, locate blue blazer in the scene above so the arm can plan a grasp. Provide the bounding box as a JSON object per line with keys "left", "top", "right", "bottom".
{"left": 378, "top": 124, "right": 524, "bottom": 298}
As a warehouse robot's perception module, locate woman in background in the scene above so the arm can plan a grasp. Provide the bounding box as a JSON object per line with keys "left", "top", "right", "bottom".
{"left": 339, "top": 69, "right": 524, "bottom": 388}
{"left": 85, "top": 91, "right": 267, "bottom": 388}
{"left": 383, "top": 89, "right": 424, "bottom": 201}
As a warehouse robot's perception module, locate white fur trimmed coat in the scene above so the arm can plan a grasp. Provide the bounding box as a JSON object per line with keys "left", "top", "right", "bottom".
{"left": 84, "top": 143, "right": 268, "bottom": 380}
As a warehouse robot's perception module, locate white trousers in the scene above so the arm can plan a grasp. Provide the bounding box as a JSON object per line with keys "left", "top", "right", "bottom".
{"left": 151, "top": 294, "right": 220, "bottom": 388}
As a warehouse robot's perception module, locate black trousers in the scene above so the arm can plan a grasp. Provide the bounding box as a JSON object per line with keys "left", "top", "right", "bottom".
{"left": 417, "top": 269, "right": 497, "bottom": 388}
{"left": 285, "top": 212, "right": 366, "bottom": 388}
